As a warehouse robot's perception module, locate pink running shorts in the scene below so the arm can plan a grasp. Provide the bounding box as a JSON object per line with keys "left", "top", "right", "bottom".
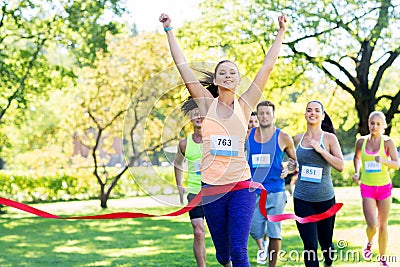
{"left": 360, "top": 183, "right": 392, "bottom": 201}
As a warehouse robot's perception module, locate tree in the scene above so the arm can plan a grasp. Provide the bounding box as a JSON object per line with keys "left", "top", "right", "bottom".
{"left": 0, "top": 0, "right": 126, "bottom": 165}
{"left": 181, "top": 0, "right": 400, "bottom": 136}
{"left": 277, "top": 0, "right": 400, "bottom": 135}
{"left": 0, "top": 0, "right": 125, "bottom": 123}
{"left": 70, "top": 32, "right": 184, "bottom": 208}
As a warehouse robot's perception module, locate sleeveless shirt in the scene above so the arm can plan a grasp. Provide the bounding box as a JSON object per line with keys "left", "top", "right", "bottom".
{"left": 293, "top": 133, "right": 335, "bottom": 202}
{"left": 185, "top": 133, "right": 203, "bottom": 194}
{"left": 201, "top": 98, "right": 251, "bottom": 185}
{"left": 360, "top": 135, "right": 390, "bottom": 186}
{"left": 246, "top": 128, "right": 285, "bottom": 192}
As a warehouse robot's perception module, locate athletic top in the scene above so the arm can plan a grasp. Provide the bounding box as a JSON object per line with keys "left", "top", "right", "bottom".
{"left": 293, "top": 132, "right": 335, "bottom": 202}
{"left": 360, "top": 135, "right": 390, "bottom": 186}
{"left": 186, "top": 133, "right": 203, "bottom": 194}
{"left": 201, "top": 98, "right": 251, "bottom": 185}
{"left": 246, "top": 128, "right": 285, "bottom": 193}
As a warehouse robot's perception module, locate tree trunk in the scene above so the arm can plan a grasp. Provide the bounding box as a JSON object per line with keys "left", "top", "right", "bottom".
{"left": 100, "top": 185, "right": 108, "bottom": 209}
{"left": 99, "top": 167, "right": 128, "bottom": 209}
{"left": 0, "top": 157, "right": 5, "bottom": 169}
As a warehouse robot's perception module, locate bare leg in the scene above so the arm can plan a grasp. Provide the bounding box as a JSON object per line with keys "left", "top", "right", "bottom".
{"left": 268, "top": 238, "right": 281, "bottom": 267}
{"left": 256, "top": 238, "right": 264, "bottom": 250}
{"left": 263, "top": 234, "right": 268, "bottom": 249}
{"left": 362, "top": 198, "right": 378, "bottom": 243}
{"left": 191, "top": 218, "right": 206, "bottom": 267}
{"left": 377, "top": 197, "right": 391, "bottom": 261}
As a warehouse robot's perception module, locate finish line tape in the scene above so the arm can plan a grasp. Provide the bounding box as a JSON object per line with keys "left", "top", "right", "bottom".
{"left": 0, "top": 181, "right": 343, "bottom": 223}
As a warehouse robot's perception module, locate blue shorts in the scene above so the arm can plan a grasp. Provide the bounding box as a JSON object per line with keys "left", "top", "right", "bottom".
{"left": 250, "top": 191, "right": 287, "bottom": 240}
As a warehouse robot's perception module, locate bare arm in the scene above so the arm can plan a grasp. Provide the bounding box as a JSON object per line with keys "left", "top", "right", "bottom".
{"left": 377, "top": 138, "right": 400, "bottom": 170}
{"left": 159, "top": 14, "right": 213, "bottom": 111}
{"left": 309, "top": 133, "right": 344, "bottom": 172}
{"left": 239, "top": 14, "right": 287, "bottom": 111}
{"left": 283, "top": 132, "right": 297, "bottom": 170}
{"left": 352, "top": 138, "right": 363, "bottom": 183}
{"left": 279, "top": 132, "right": 297, "bottom": 178}
{"left": 173, "top": 139, "right": 187, "bottom": 204}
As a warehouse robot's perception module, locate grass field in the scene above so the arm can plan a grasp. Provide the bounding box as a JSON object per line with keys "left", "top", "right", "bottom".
{"left": 0, "top": 187, "right": 399, "bottom": 267}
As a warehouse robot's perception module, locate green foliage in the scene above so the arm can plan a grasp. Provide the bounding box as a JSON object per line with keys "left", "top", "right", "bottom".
{"left": 63, "top": 0, "right": 125, "bottom": 66}
{"left": 0, "top": 170, "right": 94, "bottom": 202}
{"left": 0, "top": 0, "right": 126, "bottom": 134}
{"left": 0, "top": 166, "right": 176, "bottom": 203}
{"left": 129, "top": 166, "right": 176, "bottom": 195}
{"left": 332, "top": 161, "right": 356, "bottom": 187}
{"left": 180, "top": 0, "right": 400, "bottom": 146}
{"left": 392, "top": 169, "right": 400, "bottom": 188}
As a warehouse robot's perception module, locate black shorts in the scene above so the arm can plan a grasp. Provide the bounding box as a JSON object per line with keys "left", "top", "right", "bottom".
{"left": 187, "top": 193, "right": 205, "bottom": 219}
{"left": 285, "top": 172, "right": 295, "bottom": 185}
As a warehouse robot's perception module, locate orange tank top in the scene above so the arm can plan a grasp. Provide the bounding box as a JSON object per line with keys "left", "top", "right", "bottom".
{"left": 201, "top": 98, "right": 251, "bottom": 185}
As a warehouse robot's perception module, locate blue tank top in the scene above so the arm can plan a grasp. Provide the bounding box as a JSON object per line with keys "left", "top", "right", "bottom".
{"left": 246, "top": 128, "right": 285, "bottom": 193}
{"left": 293, "top": 133, "right": 335, "bottom": 202}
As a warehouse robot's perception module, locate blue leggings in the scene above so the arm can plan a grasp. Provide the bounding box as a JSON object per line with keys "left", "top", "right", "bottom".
{"left": 202, "top": 186, "right": 256, "bottom": 266}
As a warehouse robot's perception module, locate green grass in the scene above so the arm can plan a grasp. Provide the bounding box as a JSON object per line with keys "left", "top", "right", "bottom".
{"left": 1, "top": 187, "right": 400, "bottom": 266}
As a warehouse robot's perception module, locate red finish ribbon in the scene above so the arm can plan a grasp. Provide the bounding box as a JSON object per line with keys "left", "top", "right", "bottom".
{"left": 0, "top": 180, "right": 342, "bottom": 223}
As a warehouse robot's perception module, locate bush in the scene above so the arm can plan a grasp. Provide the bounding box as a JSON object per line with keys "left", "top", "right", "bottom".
{"left": 0, "top": 166, "right": 177, "bottom": 203}
{"left": 392, "top": 169, "right": 400, "bottom": 188}
{"left": 0, "top": 170, "right": 97, "bottom": 203}
{"left": 332, "top": 160, "right": 354, "bottom": 187}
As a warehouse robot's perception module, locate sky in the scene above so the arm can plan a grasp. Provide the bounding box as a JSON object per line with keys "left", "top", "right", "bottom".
{"left": 126, "top": 0, "right": 203, "bottom": 33}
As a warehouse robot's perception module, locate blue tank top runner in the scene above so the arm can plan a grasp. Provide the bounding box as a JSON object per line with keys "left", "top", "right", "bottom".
{"left": 246, "top": 128, "right": 285, "bottom": 193}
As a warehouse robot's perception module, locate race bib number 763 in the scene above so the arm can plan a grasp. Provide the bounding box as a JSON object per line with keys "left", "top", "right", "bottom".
{"left": 210, "top": 135, "right": 239, "bottom": 156}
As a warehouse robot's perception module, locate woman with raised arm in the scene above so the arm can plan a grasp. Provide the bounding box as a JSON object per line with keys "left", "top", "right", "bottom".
{"left": 353, "top": 111, "right": 399, "bottom": 267}
{"left": 160, "top": 13, "right": 287, "bottom": 267}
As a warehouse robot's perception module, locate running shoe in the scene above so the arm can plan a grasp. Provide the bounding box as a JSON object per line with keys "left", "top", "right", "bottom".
{"left": 256, "top": 249, "right": 267, "bottom": 265}
{"left": 362, "top": 242, "right": 373, "bottom": 260}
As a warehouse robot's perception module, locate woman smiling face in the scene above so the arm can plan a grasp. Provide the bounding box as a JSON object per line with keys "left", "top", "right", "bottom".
{"left": 305, "top": 101, "right": 325, "bottom": 125}
{"left": 213, "top": 61, "right": 240, "bottom": 91}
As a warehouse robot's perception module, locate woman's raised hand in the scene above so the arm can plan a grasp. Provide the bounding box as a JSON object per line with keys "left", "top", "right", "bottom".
{"left": 159, "top": 13, "right": 171, "bottom": 29}
{"left": 278, "top": 14, "right": 287, "bottom": 31}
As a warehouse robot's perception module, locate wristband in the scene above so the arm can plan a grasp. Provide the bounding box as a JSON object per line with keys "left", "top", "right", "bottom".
{"left": 164, "top": 27, "right": 173, "bottom": 32}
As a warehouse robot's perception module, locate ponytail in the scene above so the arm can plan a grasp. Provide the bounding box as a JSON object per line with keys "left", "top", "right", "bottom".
{"left": 307, "top": 100, "right": 336, "bottom": 135}
{"left": 181, "top": 68, "right": 218, "bottom": 112}
{"left": 193, "top": 68, "right": 219, "bottom": 98}
{"left": 181, "top": 98, "right": 198, "bottom": 116}
{"left": 322, "top": 112, "right": 336, "bottom": 135}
